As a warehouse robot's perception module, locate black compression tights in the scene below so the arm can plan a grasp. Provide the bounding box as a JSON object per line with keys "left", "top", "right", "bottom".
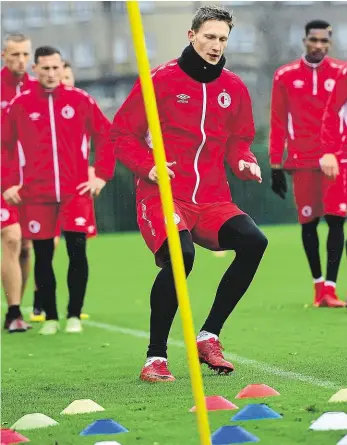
{"left": 301, "top": 215, "right": 345, "bottom": 282}
{"left": 33, "top": 232, "right": 88, "bottom": 320}
{"left": 147, "top": 215, "right": 268, "bottom": 358}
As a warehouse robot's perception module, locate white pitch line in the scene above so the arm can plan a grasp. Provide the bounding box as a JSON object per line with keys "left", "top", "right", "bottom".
{"left": 84, "top": 320, "right": 342, "bottom": 390}
{"left": 20, "top": 306, "right": 341, "bottom": 390}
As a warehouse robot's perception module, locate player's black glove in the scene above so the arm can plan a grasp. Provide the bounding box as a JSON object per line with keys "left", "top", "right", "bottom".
{"left": 271, "top": 169, "right": 287, "bottom": 199}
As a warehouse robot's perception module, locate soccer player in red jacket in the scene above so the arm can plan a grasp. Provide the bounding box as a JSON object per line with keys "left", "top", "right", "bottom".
{"left": 1, "top": 33, "right": 36, "bottom": 332}
{"left": 269, "top": 20, "right": 345, "bottom": 308}
{"left": 111, "top": 6, "right": 268, "bottom": 382}
{"left": 2, "top": 46, "right": 116, "bottom": 335}
{"left": 320, "top": 64, "right": 347, "bottom": 277}
{"left": 29, "top": 59, "right": 96, "bottom": 322}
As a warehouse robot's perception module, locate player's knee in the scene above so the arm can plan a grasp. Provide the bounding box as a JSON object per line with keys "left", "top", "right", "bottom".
{"left": 324, "top": 214, "right": 345, "bottom": 228}
{"left": 20, "top": 239, "right": 32, "bottom": 259}
{"left": 160, "top": 230, "right": 195, "bottom": 274}
{"left": 180, "top": 230, "right": 195, "bottom": 273}
{"left": 219, "top": 215, "right": 268, "bottom": 255}
{"left": 244, "top": 229, "right": 268, "bottom": 256}
{"left": 182, "top": 249, "right": 195, "bottom": 274}
{"left": 1, "top": 226, "right": 21, "bottom": 252}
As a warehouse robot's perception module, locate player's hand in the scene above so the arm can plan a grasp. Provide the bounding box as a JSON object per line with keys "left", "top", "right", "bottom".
{"left": 271, "top": 168, "right": 287, "bottom": 199}
{"left": 238, "top": 160, "right": 262, "bottom": 183}
{"left": 3, "top": 185, "right": 22, "bottom": 205}
{"left": 148, "top": 162, "right": 176, "bottom": 183}
{"left": 77, "top": 177, "right": 106, "bottom": 197}
{"left": 320, "top": 154, "right": 339, "bottom": 179}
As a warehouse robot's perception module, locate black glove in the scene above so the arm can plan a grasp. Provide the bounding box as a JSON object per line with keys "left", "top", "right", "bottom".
{"left": 271, "top": 169, "right": 287, "bottom": 199}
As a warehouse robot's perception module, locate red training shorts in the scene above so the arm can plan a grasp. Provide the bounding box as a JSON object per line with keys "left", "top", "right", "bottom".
{"left": 1, "top": 195, "right": 19, "bottom": 230}
{"left": 54, "top": 199, "right": 98, "bottom": 239}
{"left": 19, "top": 194, "right": 97, "bottom": 240}
{"left": 137, "top": 196, "right": 245, "bottom": 265}
{"left": 292, "top": 167, "right": 347, "bottom": 224}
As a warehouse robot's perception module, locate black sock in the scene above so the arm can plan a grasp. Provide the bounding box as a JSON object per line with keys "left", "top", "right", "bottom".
{"left": 325, "top": 215, "right": 345, "bottom": 283}
{"left": 6, "top": 305, "right": 22, "bottom": 320}
{"left": 64, "top": 232, "right": 88, "bottom": 319}
{"left": 201, "top": 215, "right": 268, "bottom": 337}
{"left": 33, "top": 289, "right": 42, "bottom": 312}
{"left": 301, "top": 218, "right": 322, "bottom": 279}
{"left": 33, "top": 239, "right": 57, "bottom": 320}
{"left": 147, "top": 231, "right": 195, "bottom": 358}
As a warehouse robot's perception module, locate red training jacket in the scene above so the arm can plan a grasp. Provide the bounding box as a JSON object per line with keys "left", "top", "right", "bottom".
{"left": 321, "top": 64, "right": 347, "bottom": 158}
{"left": 110, "top": 60, "right": 257, "bottom": 205}
{"left": 2, "top": 82, "right": 115, "bottom": 204}
{"left": 1, "top": 66, "right": 37, "bottom": 111}
{"left": 1, "top": 66, "right": 37, "bottom": 188}
{"left": 269, "top": 56, "right": 344, "bottom": 170}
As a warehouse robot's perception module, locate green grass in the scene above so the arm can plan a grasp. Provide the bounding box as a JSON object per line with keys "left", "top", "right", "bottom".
{"left": 2, "top": 224, "right": 347, "bottom": 445}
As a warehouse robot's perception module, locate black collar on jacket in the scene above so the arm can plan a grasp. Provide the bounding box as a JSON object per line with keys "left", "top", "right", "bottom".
{"left": 177, "top": 43, "right": 226, "bottom": 83}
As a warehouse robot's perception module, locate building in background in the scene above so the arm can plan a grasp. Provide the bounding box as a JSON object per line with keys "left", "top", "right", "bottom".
{"left": 1, "top": 1, "right": 347, "bottom": 124}
{"left": 2, "top": 1, "right": 346, "bottom": 231}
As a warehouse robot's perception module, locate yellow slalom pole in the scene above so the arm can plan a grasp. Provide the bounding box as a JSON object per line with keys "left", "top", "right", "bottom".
{"left": 126, "top": 2, "right": 211, "bottom": 445}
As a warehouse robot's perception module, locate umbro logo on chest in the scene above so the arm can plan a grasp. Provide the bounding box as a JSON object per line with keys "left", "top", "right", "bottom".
{"left": 176, "top": 94, "right": 190, "bottom": 103}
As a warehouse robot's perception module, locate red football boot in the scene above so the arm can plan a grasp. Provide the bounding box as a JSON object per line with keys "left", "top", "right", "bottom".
{"left": 140, "top": 358, "right": 176, "bottom": 382}
{"left": 197, "top": 338, "right": 234, "bottom": 374}
{"left": 4, "top": 318, "right": 32, "bottom": 333}
{"left": 313, "top": 281, "right": 325, "bottom": 307}
{"left": 317, "top": 284, "right": 346, "bottom": 308}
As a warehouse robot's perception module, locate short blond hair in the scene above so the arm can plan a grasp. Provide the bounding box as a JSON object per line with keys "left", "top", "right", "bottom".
{"left": 3, "top": 33, "right": 31, "bottom": 50}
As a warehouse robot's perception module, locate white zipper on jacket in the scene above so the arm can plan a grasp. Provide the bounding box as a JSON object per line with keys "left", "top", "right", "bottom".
{"left": 192, "top": 83, "right": 207, "bottom": 204}
{"left": 312, "top": 68, "right": 318, "bottom": 96}
{"left": 16, "top": 82, "right": 22, "bottom": 95}
{"left": 16, "top": 82, "right": 24, "bottom": 184}
{"left": 48, "top": 94, "right": 61, "bottom": 202}
{"left": 17, "top": 141, "right": 25, "bottom": 186}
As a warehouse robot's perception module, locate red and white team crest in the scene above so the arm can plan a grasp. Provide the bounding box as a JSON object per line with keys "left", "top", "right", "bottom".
{"left": 29, "top": 220, "right": 41, "bottom": 233}
{"left": 164, "top": 213, "right": 181, "bottom": 225}
{"left": 218, "top": 92, "right": 231, "bottom": 108}
{"left": 301, "top": 206, "right": 312, "bottom": 217}
{"left": 61, "top": 105, "right": 75, "bottom": 119}
{"left": 324, "top": 79, "right": 335, "bottom": 92}
{"left": 0, "top": 208, "right": 10, "bottom": 222}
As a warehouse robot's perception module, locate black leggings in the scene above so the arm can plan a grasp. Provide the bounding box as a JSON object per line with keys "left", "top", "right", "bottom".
{"left": 33, "top": 232, "right": 88, "bottom": 320}
{"left": 147, "top": 214, "right": 268, "bottom": 358}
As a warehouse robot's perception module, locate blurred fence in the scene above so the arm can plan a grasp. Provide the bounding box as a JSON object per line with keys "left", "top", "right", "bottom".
{"left": 94, "top": 144, "right": 297, "bottom": 234}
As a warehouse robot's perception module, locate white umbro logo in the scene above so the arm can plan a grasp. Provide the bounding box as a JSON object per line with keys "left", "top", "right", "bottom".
{"left": 177, "top": 94, "right": 190, "bottom": 103}
{"left": 75, "top": 217, "right": 86, "bottom": 226}
{"left": 293, "top": 80, "right": 304, "bottom": 88}
{"left": 29, "top": 112, "right": 40, "bottom": 121}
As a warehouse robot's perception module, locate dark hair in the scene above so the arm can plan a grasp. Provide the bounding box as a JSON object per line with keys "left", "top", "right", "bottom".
{"left": 191, "top": 5, "right": 233, "bottom": 33}
{"left": 305, "top": 20, "right": 332, "bottom": 36}
{"left": 34, "top": 46, "right": 61, "bottom": 64}
{"left": 63, "top": 60, "right": 71, "bottom": 69}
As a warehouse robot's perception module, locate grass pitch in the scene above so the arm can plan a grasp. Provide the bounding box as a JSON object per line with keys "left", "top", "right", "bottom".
{"left": 2, "top": 224, "right": 346, "bottom": 444}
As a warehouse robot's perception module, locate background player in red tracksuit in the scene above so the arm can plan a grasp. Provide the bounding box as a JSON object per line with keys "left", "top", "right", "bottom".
{"left": 1, "top": 33, "right": 36, "bottom": 333}
{"left": 2, "top": 46, "right": 116, "bottom": 335}
{"left": 320, "top": 64, "right": 347, "bottom": 283}
{"left": 30, "top": 59, "right": 97, "bottom": 323}
{"left": 269, "top": 20, "right": 345, "bottom": 308}
{"left": 111, "top": 6, "right": 268, "bottom": 383}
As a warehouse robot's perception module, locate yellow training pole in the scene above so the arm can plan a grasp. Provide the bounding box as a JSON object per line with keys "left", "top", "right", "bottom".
{"left": 126, "top": 2, "right": 211, "bottom": 445}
